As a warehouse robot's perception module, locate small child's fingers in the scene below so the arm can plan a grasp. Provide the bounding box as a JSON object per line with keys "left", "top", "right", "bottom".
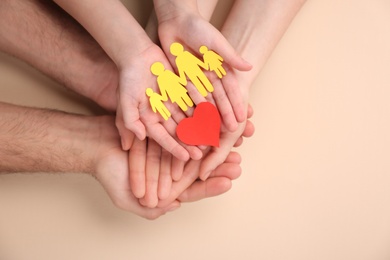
{"left": 158, "top": 149, "right": 173, "bottom": 200}
{"left": 119, "top": 97, "right": 146, "bottom": 141}
{"left": 116, "top": 124, "right": 136, "bottom": 151}
{"left": 160, "top": 119, "right": 203, "bottom": 161}
{"left": 146, "top": 122, "right": 190, "bottom": 161}
{"left": 129, "top": 138, "right": 147, "bottom": 198}
{"left": 205, "top": 29, "right": 252, "bottom": 71}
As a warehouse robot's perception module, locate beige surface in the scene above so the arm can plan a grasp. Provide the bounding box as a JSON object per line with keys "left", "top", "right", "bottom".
{"left": 1, "top": 1, "right": 390, "bottom": 259}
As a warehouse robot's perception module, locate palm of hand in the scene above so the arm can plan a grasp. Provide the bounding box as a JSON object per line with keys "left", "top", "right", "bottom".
{"left": 157, "top": 14, "right": 249, "bottom": 132}
{"left": 116, "top": 44, "right": 201, "bottom": 161}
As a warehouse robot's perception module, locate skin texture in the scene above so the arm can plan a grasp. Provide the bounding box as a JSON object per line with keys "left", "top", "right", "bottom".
{"left": 0, "top": 0, "right": 305, "bottom": 217}
{"left": 0, "top": 0, "right": 249, "bottom": 218}
{"left": 198, "top": 0, "right": 307, "bottom": 180}
{"left": 53, "top": 0, "right": 204, "bottom": 162}
{"left": 0, "top": 102, "right": 244, "bottom": 219}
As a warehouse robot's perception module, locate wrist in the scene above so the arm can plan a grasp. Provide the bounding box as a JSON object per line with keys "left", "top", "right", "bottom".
{"left": 153, "top": 0, "right": 199, "bottom": 24}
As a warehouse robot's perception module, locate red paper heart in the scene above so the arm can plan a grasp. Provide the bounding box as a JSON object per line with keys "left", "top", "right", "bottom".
{"left": 176, "top": 102, "right": 221, "bottom": 147}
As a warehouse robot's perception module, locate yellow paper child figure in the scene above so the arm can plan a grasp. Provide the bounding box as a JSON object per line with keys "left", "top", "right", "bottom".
{"left": 170, "top": 42, "right": 214, "bottom": 97}
{"left": 199, "top": 46, "right": 226, "bottom": 79}
{"left": 150, "top": 62, "right": 194, "bottom": 112}
{"left": 146, "top": 88, "right": 171, "bottom": 120}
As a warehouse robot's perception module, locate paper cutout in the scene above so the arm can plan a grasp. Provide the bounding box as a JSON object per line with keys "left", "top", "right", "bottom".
{"left": 176, "top": 102, "right": 221, "bottom": 147}
{"left": 170, "top": 42, "right": 214, "bottom": 97}
{"left": 151, "top": 61, "right": 193, "bottom": 112}
{"left": 147, "top": 43, "right": 227, "bottom": 119}
{"left": 146, "top": 88, "right": 171, "bottom": 120}
{"left": 146, "top": 42, "right": 227, "bottom": 147}
{"left": 199, "top": 46, "right": 226, "bottom": 79}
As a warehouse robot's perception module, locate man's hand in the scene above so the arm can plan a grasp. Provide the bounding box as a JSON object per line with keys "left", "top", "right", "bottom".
{"left": 93, "top": 116, "right": 244, "bottom": 219}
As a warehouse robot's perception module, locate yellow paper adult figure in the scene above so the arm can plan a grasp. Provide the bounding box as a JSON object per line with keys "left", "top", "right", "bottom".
{"left": 150, "top": 61, "right": 194, "bottom": 112}
{"left": 170, "top": 42, "right": 214, "bottom": 97}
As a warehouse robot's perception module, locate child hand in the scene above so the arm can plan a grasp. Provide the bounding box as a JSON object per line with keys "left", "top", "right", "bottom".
{"left": 153, "top": 0, "right": 252, "bottom": 131}
{"left": 115, "top": 44, "right": 202, "bottom": 162}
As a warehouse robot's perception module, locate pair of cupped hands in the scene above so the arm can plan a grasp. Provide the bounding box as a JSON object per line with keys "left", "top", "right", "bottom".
{"left": 92, "top": 3, "right": 255, "bottom": 219}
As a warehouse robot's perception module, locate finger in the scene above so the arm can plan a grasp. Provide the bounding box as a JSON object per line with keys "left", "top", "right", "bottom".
{"left": 221, "top": 71, "right": 247, "bottom": 123}
{"left": 177, "top": 177, "right": 232, "bottom": 203}
{"left": 208, "top": 74, "right": 238, "bottom": 132}
{"left": 234, "top": 119, "right": 255, "bottom": 147}
{"left": 140, "top": 139, "right": 161, "bottom": 208}
{"left": 157, "top": 158, "right": 201, "bottom": 208}
{"left": 173, "top": 152, "right": 241, "bottom": 202}
{"left": 146, "top": 122, "right": 190, "bottom": 161}
{"left": 119, "top": 94, "right": 146, "bottom": 141}
{"left": 158, "top": 148, "right": 173, "bottom": 200}
{"left": 129, "top": 138, "right": 147, "bottom": 198}
{"left": 199, "top": 123, "right": 246, "bottom": 180}
{"left": 185, "top": 81, "right": 208, "bottom": 106}
{"left": 233, "top": 137, "right": 243, "bottom": 147}
{"left": 156, "top": 151, "right": 239, "bottom": 208}
{"left": 225, "top": 151, "right": 242, "bottom": 164}
{"left": 95, "top": 149, "right": 180, "bottom": 220}
{"left": 116, "top": 106, "right": 136, "bottom": 150}
{"left": 247, "top": 103, "right": 254, "bottom": 119}
{"left": 135, "top": 201, "right": 181, "bottom": 220}
{"left": 242, "top": 120, "right": 255, "bottom": 138}
{"left": 171, "top": 156, "right": 185, "bottom": 181}
{"left": 206, "top": 30, "right": 252, "bottom": 71}
{"left": 207, "top": 162, "right": 242, "bottom": 180}
{"left": 156, "top": 119, "right": 203, "bottom": 161}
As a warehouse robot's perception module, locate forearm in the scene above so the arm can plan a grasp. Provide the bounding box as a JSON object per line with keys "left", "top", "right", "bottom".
{"left": 0, "top": 102, "right": 106, "bottom": 174}
{"left": 197, "top": 0, "right": 219, "bottom": 20}
{"left": 222, "top": 0, "right": 306, "bottom": 87}
{"left": 0, "top": 0, "right": 118, "bottom": 111}
{"left": 53, "top": 0, "right": 154, "bottom": 68}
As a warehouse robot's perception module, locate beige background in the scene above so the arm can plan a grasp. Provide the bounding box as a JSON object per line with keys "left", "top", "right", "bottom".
{"left": 1, "top": 0, "right": 390, "bottom": 259}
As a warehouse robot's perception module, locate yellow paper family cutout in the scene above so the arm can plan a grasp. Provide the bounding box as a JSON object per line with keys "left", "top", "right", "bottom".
{"left": 170, "top": 42, "right": 214, "bottom": 97}
{"left": 147, "top": 42, "right": 226, "bottom": 120}
{"left": 200, "top": 46, "right": 226, "bottom": 79}
{"left": 151, "top": 61, "right": 194, "bottom": 112}
{"left": 145, "top": 88, "right": 170, "bottom": 120}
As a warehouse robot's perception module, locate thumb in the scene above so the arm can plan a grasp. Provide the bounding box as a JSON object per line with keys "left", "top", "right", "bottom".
{"left": 116, "top": 105, "right": 144, "bottom": 150}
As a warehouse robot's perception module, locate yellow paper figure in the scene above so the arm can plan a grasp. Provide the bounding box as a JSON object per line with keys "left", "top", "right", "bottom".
{"left": 199, "top": 46, "right": 226, "bottom": 79}
{"left": 150, "top": 62, "right": 194, "bottom": 112}
{"left": 170, "top": 42, "right": 214, "bottom": 97}
{"left": 146, "top": 88, "right": 171, "bottom": 120}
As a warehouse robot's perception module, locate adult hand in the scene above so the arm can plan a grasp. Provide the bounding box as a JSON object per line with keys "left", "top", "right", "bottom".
{"left": 93, "top": 116, "right": 244, "bottom": 219}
